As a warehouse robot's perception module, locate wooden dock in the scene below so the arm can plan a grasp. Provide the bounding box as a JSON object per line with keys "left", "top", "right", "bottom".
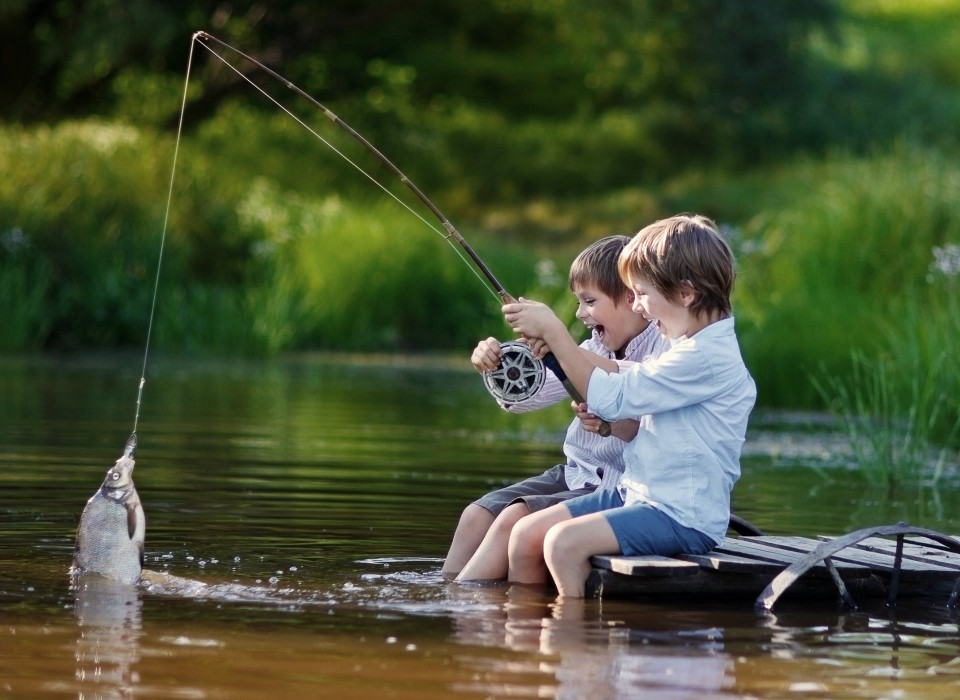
{"left": 586, "top": 523, "right": 960, "bottom": 611}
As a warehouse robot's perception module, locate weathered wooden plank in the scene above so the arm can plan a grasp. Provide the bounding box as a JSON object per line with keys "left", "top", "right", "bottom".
{"left": 904, "top": 534, "right": 960, "bottom": 551}
{"left": 761, "top": 535, "right": 957, "bottom": 574}
{"left": 754, "top": 524, "right": 960, "bottom": 610}
{"left": 591, "top": 554, "right": 699, "bottom": 577}
{"left": 714, "top": 537, "right": 869, "bottom": 570}
{"left": 677, "top": 550, "right": 784, "bottom": 574}
{"left": 586, "top": 531, "right": 960, "bottom": 603}
{"left": 816, "top": 535, "right": 960, "bottom": 571}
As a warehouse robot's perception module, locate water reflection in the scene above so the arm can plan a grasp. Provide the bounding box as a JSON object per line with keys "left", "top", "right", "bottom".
{"left": 72, "top": 574, "right": 142, "bottom": 698}
{"left": 2, "top": 355, "right": 960, "bottom": 699}
{"left": 445, "top": 586, "right": 734, "bottom": 698}
{"left": 356, "top": 560, "right": 738, "bottom": 697}
{"left": 441, "top": 572, "right": 960, "bottom": 698}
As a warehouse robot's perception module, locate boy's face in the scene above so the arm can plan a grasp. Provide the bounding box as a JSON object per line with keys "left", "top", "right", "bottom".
{"left": 628, "top": 275, "right": 696, "bottom": 340}
{"left": 572, "top": 283, "right": 648, "bottom": 353}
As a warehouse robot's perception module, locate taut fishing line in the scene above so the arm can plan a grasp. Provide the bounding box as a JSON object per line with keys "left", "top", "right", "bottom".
{"left": 142, "top": 31, "right": 608, "bottom": 429}
{"left": 131, "top": 33, "right": 199, "bottom": 437}
{"left": 190, "top": 31, "right": 502, "bottom": 304}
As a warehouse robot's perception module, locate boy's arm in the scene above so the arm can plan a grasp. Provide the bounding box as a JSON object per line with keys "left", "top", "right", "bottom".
{"left": 573, "top": 402, "right": 639, "bottom": 440}
{"left": 503, "top": 298, "right": 617, "bottom": 399}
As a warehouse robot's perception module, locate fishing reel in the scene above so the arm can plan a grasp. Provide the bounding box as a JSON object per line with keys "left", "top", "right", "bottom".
{"left": 482, "top": 341, "right": 547, "bottom": 406}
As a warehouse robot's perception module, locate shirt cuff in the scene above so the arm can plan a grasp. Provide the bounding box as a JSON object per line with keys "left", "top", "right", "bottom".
{"left": 586, "top": 365, "right": 621, "bottom": 420}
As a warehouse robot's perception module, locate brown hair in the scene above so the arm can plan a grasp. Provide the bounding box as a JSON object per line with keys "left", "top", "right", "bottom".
{"left": 569, "top": 234, "right": 632, "bottom": 304}
{"left": 617, "top": 214, "right": 734, "bottom": 318}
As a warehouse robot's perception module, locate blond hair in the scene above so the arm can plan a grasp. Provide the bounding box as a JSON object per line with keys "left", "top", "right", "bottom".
{"left": 618, "top": 215, "right": 734, "bottom": 318}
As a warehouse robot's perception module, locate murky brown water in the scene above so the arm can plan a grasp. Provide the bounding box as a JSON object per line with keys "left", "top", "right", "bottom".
{"left": 1, "top": 354, "right": 958, "bottom": 698}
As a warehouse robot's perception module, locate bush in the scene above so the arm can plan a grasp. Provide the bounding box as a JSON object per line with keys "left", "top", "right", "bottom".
{"left": 0, "top": 121, "right": 169, "bottom": 349}
{"left": 233, "top": 180, "right": 539, "bottom": 352}
{"left": 734, "top": 146, "right": 960, "bottom": 426}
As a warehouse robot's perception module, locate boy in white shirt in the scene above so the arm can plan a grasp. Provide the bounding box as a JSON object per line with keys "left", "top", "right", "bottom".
{"left": 444, "top": 235, "right": 668, "bottom": 581}
{"left": 502, "top": 214, "right": 756, "bottom": 597}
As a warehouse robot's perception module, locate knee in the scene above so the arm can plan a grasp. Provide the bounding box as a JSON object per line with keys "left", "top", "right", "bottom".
{"left": 543, "top": 521, "right": 575, "bottom": 568}
{"left": 507, "top": 516, "right": 538, "bottom": 563}
{"left": 458, "top": 503, "right": 489, "bottom": 531}
{"left": 497, "top": 503, "right": 530, "bottom": 530}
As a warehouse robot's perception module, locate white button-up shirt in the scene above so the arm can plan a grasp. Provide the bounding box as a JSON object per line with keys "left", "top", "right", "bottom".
{"left": 586, "top": 317, "right": 756, "bottom": 544}
{"left": 503, "top": 323, "right": 668, "bottom": 491}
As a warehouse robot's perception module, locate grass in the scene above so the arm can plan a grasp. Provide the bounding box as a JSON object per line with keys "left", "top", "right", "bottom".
{"left": 813, "top": 349, "right": 959, "bottom": 489}
{"left": 2, "top": 0, "right": 960, "bottom": 486}
{"left": 0, "top": 121, "right": 551, "bottom": 355}
{"left": 730, "top": 146, "right": 960, "bottom": 406}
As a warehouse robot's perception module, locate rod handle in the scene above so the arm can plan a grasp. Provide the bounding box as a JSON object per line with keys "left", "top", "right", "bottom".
{"left": 541, "top": 353, "right": 612, "bottom": 438}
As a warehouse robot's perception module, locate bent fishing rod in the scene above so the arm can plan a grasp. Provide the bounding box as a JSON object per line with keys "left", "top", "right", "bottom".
{"left": 190, "top": 31, "right": 611, "bottom": 436}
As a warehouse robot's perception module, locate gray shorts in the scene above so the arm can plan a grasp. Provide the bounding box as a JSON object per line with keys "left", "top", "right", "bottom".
{"left": 474, "top": 464, "right": 595, "bottom": 516}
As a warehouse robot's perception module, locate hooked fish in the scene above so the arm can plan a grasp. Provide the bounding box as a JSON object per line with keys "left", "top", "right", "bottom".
{"left": 73, "top": 433, "right": 145, "bottom": 584}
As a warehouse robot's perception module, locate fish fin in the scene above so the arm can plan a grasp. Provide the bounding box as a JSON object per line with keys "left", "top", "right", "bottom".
{"left": 126, "top": 503, "right": 138, "bottom": 539}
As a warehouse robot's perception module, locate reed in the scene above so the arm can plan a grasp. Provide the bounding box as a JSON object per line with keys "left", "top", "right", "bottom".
{"left": 231, "top": 180, "right": 538, "bottom": 353}
{"left": 733, "top": 146, "right": 960, "bottom": 414}
{"left": 0, "top": 239, "right": 49, "bottom": 352}
{"left": 813, "top": 349, "right": 958, "bottom": 488}
{"left": 0, "top": 121, "right": 175, "bottom": 350}
{"left": 0, "top": 120, "right": 542, "bottom": 355}
{"left": 808, "top": 239, "right": 960, "bottom": 483}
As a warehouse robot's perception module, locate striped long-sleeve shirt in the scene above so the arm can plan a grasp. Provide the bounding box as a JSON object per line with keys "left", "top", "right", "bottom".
{"left": 499, "top": 322, "right": 667, "bottom": 491}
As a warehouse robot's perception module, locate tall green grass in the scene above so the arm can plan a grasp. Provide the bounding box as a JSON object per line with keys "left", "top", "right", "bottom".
{"left": 827, "top": 247, "right": 960, "bottom": 481}
{"left": 733, "top": 147, "right": 960, "bottom": 405}
{"left": 0, "top": 232, "right": 49, "bottom": 352}
{"left": 224, "top": 178, "right": 540, "bottom": 353}
{"left": 731, "top": 147, "right": 960, "bottom": 467}
{"left": 0, "top": 121, "right": 170, "bottom": 350}
{"left": 0, "top": 120, "right": 549, "bottom": 356}
{"left": 813, "top": 349, "right": 958, "bottom": 488}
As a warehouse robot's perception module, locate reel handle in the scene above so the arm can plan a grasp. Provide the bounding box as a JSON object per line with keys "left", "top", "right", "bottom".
{"left": 540, "top": 353, "right": 612, "bottom": 438}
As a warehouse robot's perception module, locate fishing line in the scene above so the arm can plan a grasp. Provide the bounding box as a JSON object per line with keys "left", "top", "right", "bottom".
{"left": 147, "top": 32, "right": 609, "bottom": 433}
{"left": 132, "top": 35, "right": 198, "bottom": 435}
{"left": 190, "top": 32, "right": 502, "bottom": 303}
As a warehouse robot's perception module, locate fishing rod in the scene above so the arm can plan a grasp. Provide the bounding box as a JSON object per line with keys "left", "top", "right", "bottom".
{"left": 190, "top": 31, "right": 610, "bottom": 436}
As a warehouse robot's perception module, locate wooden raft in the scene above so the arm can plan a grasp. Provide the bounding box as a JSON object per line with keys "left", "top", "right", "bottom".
{"left": 586, "top": 523, "right": 960, "bottom": 611}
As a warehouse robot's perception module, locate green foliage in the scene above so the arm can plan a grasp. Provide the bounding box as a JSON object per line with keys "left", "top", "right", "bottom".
{"left": 3, "top": 0, "right": 841, "bottom": 195}
{"left": 732, "top": 147, "right": 960, "bottom": 409}
{"left": 0, "top": 119, "right": 545, "bottom": 355}
{"left": 0, "top": 121, "right": 169, "bottom": 349}
{"left": 0, "top": 119, "right": 280, "bottom": 351}
{"left": 813, "top": 349, "right": 959, "bottom": 488}
{"left": 2, "top": 0, "right": 960, "bottom": 461}
{"left": 0, "top": 230, "right": 50, "bottom": 351}
{"left": 815, "top": 0, "right": 960, "bottom": 152}
{"left": 232, "top": 180, "right": 531, "bottom": 352}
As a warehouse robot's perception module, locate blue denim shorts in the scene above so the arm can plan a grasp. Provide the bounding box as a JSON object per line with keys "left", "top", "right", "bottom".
{"left": 564, "top": 488, "right": 716, "bottom": 557}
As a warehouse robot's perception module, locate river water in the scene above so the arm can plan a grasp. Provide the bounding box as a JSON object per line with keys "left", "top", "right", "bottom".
{"left": 1, "top": 354, "right": 958, "bottom": 699}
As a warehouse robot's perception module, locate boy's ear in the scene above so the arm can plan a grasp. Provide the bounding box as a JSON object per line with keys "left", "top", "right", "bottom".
{"left": 678, "top": 281, "right": 698, "bottom": 307}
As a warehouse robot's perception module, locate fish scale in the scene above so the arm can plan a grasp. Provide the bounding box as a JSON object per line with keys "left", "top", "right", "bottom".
{"left": 73, "top": 434, "right": 145, "bottom": 585}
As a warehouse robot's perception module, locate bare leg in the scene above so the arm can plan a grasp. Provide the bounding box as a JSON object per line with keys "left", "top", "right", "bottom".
{"left": 543, "top": 513, "right": 619, "bottom": 598}
{"left": 456, "top": 502, "right": 531, "bottom": 581}
{"left": 442, "top": 504, "right": 495, "bottom": 580}
{"left": 507, "top": 504, "right": 573, "bottom": 585}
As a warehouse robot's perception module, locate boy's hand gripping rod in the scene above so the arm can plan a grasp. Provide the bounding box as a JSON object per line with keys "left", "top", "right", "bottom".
{"left": 192, "top": 32, "right": 611, "bottom": 437}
